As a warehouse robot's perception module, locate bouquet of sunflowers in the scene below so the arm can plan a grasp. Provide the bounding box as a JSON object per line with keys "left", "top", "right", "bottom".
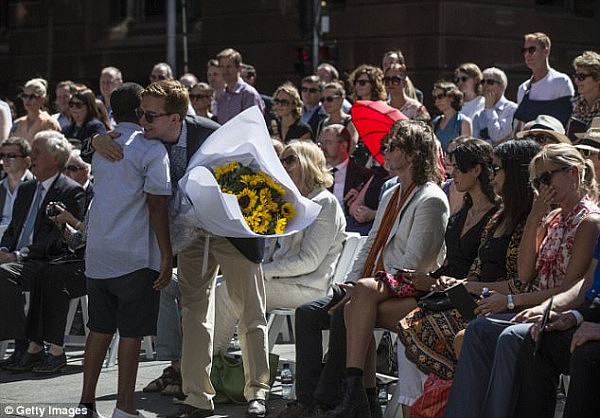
{"left": 214, "top": 161, "right": 295, "bottom": 235}
{"left": 170, "top": 106, "right": 320, "bottom": 249}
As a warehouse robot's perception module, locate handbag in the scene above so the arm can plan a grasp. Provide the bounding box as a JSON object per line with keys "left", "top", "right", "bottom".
{"left": 211, "top": 351, "right": 280, "bottom": 404}
{"left": 410, "top": 374, "right": 453, "bottom": 418}
{"left": 417, "top": 291, "right": 453, "bottom": 312}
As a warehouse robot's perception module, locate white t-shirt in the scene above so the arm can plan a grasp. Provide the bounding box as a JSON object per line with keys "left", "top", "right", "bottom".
{"left": 517, "top": 68, "right": 574, "bottom": 103}
{"left": 461, "top": 96, "right": 485, "bottom": 120}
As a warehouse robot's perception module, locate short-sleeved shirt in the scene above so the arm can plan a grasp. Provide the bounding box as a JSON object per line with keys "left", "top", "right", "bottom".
{"left": 85, "top": 122, "right": 172, "bottom": 279}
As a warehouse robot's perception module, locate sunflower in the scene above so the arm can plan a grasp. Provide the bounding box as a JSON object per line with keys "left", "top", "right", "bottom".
{"left": 214, "top": 161, "right": 240, "bottom": 179}
{"left": 237, "top": 188, "right": 258, "bottom": 214}
{"left": 274, "top": 218, "right": 287, "bottom": 234}
{"left": 280, "top": 202, "right": 296, "bottom": 220}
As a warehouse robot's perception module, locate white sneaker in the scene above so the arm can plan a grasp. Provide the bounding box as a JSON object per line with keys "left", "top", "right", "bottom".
{"left": 111, "top": 408, "right": 146, "bottom": 418}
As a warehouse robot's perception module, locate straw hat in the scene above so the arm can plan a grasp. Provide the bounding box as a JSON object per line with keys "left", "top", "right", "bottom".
{"left": 574, "top": 117, "right": 600, "bottom": 153}
{"left": 516, "top": 114, "right": 570, "bottom": 144}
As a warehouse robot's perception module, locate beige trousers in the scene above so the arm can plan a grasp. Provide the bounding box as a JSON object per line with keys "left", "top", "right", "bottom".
{"left": 178, "top": 236, "right": 270, "bottom": 410}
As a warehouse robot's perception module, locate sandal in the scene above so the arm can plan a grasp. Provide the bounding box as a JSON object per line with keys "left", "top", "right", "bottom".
{"left": 161, "top": 382, "right": 185, "bottom": 399}
{"left": 143, "top": 366, "right": 181, "bottom": 393}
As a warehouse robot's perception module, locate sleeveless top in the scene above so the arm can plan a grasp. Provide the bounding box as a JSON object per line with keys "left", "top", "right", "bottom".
{"left": 433, "top": 112, "right": 465, "bottom": 152}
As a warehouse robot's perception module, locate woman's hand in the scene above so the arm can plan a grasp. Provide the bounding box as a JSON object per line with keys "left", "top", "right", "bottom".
{"left": 529, "top": 184, "right": 556, "bottom": 223}
{"left": 405, "top": 271, "right": 435, "bottom": 291}
{"left": 431, "top": 275, "right": 460, "bottom": 291}
{"left": 475, "top": 291, "right": 507, "bottom": 316}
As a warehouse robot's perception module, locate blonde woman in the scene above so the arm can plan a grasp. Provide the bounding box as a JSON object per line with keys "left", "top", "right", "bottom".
{"left": 272, "top": 82, "right": 313, "bottom": 143}
{"left": 11, "top": 78, "right": 61, "bottom": 144}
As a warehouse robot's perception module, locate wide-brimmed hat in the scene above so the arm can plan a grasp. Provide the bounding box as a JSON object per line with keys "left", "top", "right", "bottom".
{"left": 516, "top": 114, "right": 570, "bottom": 144}
{"left": 574, "top": 117, "right": 600, "bottom": 152}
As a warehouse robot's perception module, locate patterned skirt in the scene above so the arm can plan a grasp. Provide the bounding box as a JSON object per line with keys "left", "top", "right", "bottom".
{"left": 397, "top": 307, "right": 468, "bottom": 380}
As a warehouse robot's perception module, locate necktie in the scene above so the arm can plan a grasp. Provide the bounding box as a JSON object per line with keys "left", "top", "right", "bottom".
{"left": 17, "top": 182, "right": 44, "bottom": 250}
{"left": 170, "top": 145, "right": 187, "bottom": 186}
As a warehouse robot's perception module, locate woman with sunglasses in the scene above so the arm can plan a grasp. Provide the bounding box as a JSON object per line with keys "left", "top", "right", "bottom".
{"left": 454, "top": 63, "right": 485, "bottom": 120}
{"left": 568, "top": 51, "right": 600, "bottom": 141}
{"left": 188, "top": 82, "right": 215, "bottom": 121}
{"left": 62, "top": 87, "right": 107, "bottom": 142}
{"left": 11, "top": 78, "right": 61, "bottom": 144}
{"left": 445, "top": 143, "right": 600, "bottom": 418}
{"left": 347, "top": 64, "right": 388, "bottom": 166}
{"left": 315, "top": 81, "right": 351, "bottom": 140}
{"left": 385, "top": 63, "right": 430, "bottom": 122}
{"left": 272, "top": 82, "right": 313, "bottom": 143}
{"left": 432, "top": 81, "right": 472, "bottom": 152}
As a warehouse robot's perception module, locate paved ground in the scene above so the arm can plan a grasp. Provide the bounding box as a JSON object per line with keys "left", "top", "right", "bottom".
{"left": 0, "top": 345, "right": 294, "bottom": 418}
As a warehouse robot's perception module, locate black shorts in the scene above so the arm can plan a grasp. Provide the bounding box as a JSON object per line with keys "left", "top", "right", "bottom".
{"left": 86, "top": 268, "right": 160, "bottom": 338}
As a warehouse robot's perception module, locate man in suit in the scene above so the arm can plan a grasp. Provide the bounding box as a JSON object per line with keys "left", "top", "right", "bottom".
{"left": 0, "top": 137, "right": 34, "bottom": 237}
{"left": 89, "top": 80, "right": 270, "bottom": 418}
{"left": 0, "top": 130, "right": 85, "bottom": 369}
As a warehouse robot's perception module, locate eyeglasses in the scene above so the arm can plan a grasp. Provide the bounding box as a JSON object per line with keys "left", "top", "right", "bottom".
{"left": 432, "top": 93, "right": 446, "bottom": 101}
{"left": 354, "top": 79, "right": 371, "bottom": 86}
{"left": 383, "top": 76, "right": 403, "bottom": 86}
{"left": 573, "top": 72, "right": 594, "bottom": 82}
{"left": 380, "top": 143, "right": 399, "bottom": 155}
{"left": 273, "top": 98, "right": 291, "bottom": 106}
{"left": 19, "top": 93, "right": 40, "bottom": 101}
{"left": 280, "top": 155, "right": 298, "bottom": 166}
{"left": 0, "top": 153, "right": 24, "bottom": 160}
{"left": 301, "top": 87, "right": 320, "bottom": 94}
{"left": 578, "top": 148, "right": 600, "bottom": 158}
{"left": 531, "top": 166, "right": 570, "bottom": 190}
{"left": 189, "top": 94, "right": 213, "bottom": 100}
{"left": 522, "top": 46, "right": 537, "bottom": 55}
{"left": 454, "top": 76, "right": 469, "bottom": 83}
{"left": 68, "top": 100, "right": 85, "bottom": 109}
{"left": 64, "top": 165, "right": 85, "bottom": 172}
{"left": 135, "top": 108, "right": 173, "bottom": 123}
{"left": 481, "top": 79, "right": 501, "bottom": 86}
{"left": 492, "top": 165, "right": 503, "bottom": 175}
{"left": 150, "top": 74, "right": 168, "bottom": 81}
{"left": 321, "top": 95, "right": 340, "bottom": 103}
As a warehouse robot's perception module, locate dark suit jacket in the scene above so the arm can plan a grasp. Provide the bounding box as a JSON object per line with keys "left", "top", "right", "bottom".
{"left": 305, "top": 105, "right": 327, "bottom": 138}
{"left": 1, "top": 174, "right": 85, "bottom": 259}
{"left": 185, "top": 116, "right": 265, "bottom": 264}
{"left": 0, "top": 170, "right": 35, "bottom": 214}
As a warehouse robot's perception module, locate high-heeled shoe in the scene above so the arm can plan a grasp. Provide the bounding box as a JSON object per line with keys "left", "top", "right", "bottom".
{"left": 326, "top": 376, "right": 371, "bottom": 418}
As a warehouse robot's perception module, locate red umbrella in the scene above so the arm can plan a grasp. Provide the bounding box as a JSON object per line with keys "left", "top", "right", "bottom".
{"left": 350, "top": 100, "right": 408, "bottom": 165}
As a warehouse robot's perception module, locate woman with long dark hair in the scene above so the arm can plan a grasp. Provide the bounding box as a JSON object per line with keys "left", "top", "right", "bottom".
{"left": 62, "top": 88, "right": 107, "bottom": 142}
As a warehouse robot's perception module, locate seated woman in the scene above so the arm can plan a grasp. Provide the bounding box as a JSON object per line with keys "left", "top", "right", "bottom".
{"left": 442, "top": 135, "right": 469, "bottom": 214}
{"left": 321, "top": 120, "right": 449, "bottom": 417}
{"left": 315, "top": 81, "right": 351, "bottom": 140}
{"left": 453, "top": 62, "right": 485, "bottom": 120}
{"left": 396, "top": 139, "right": 541, "bottom": 394}
{"left": 432, "top": 81, "right": 472, "bottom": 153}
{"left": 272, "top": 83, "right": 313, "bottom": 143}
{"left": 329, "top": 138, "right": 500, "bottom": 417}
{"left": 445, "top": 143, "right": 600, "bottom": 418}
{"left": 385, "top": 63, "right": 430, "bottom": 122}
{"left": 62, "top": 88, "right": 107, "bottom": 142}
{"left": 7, "top": 204, "right": 86, "bottom": 374}
{"left": 11, "top": 78, "right": 61, "bottom": 144}
{"left": 212, "top": 140, "right": 347, "bottom": 352}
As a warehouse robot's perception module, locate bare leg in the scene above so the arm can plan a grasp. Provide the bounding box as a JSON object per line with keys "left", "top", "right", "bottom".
{"left": 453, "top": 329, "right": 466, "bottom": 359}
{"left": 363, "top": 337, "right": 377, "bottom": 388}
{"left": 116, "top": 336, "right": 142, "bottom": 414}
{"left": 344, "top": 277, "right": 393, "bottom": 370}
{"left": 80, "top": 331, "right": 113, "bottom": 407}
{"left": 375, "top": 298, "right": 418, "bottom": 332}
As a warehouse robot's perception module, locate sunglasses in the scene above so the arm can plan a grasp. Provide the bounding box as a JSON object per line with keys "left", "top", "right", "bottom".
{"left": 578, "top": 148, "right": 600, "bottom": 158}
{"left": 354, "top": 79, "right": 371, "bottom": 86}
{"left": 189, "top": 94, "right": 212, "bottom": 100}
{"left": 20, "top": 93, "right": 40, "bottom": 101}
{"left": 0, "top": 152, "right": 24, "bottom": 160}
{"left": 64, "top": 165, "right": 85, "bottom": 172}
{"left": 380, "top": 143, "right": 399, "bottom": 155}
{"left": 383, "top": 76, "right": 403, "bottom": 86}
{"left": 531, "top": 166, "right": 570, "bottom": 190}
{"left": 432, "top": 93, "right": 446, "bottom": 101}
{"left": 454, "top": 76, "right": 469, "bottom": 83}
{"left": 573, "top": 72, "right": 593, "bottom": 82}
{"left": 68, "top": 100, "right": 85, "bottom": 109}
{"left": 273, "top": 98, "right": 291, "bottom": 106}
{"left": 481, "top": 79, "right": 501, "bottom": 86}
{"left": 521, "top": 46, "right": 537, "bottom": 55}
{"left": 135, "top": 108, "right": 172, "bottom": 123}
{"left": 301, "top": 87, "right": 320, "bottom": 94}
{"left": 321, "top": 95, "right": 340, "bottom": 103}
{"left": 280, "top": 155, "right": 298, "bottom": 166}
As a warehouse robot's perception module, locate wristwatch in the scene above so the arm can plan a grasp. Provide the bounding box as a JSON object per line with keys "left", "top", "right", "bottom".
{"left": 507, "top": 294, "right": 515, "bottom": 311}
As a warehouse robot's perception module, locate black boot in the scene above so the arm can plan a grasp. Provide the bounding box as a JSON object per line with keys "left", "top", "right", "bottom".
{"left": 326, "top": 375, "right": 371, "bottom": 418}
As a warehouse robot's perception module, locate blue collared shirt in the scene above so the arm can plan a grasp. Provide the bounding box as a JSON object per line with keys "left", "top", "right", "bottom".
{"left": 472, "top": 96, "right": 518, "bottom": 144}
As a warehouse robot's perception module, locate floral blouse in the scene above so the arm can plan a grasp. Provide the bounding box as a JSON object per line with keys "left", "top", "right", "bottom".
{"left": 534, "top": 195, "right": 600, "bottom": 290}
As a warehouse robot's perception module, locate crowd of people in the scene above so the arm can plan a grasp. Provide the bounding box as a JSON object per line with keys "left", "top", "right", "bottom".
{"left": 0, "top": 31, "right": 600, "bottom": 418}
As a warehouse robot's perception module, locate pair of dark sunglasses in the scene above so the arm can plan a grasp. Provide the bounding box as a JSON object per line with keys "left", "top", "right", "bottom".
{"left": 280, "top": 155, "right": 298, "bottom": 165}
{"left": 273, "top": 98, "right": 291, "bottom": 106}
{"left": 321, "top": 95, "right": 340, "bottom": 103}
{"left": 383, "top": 76, "right": 403, "bottom": 86}
{"left": 0, "top": 153, "right": 24, "bottom": 160}
{"left": 531, "top": 166, "right": 570, "bottom": 190}
{"left": 64, "top": 165, "right": 85, "bottom": 172}
{"left": 135, "top": 108, "right": 173, "bottom": 123}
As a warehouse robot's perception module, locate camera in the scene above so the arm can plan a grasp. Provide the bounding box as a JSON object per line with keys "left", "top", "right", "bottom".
{"left": 45, "top": 201, "right": 66, "bottom": 217}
